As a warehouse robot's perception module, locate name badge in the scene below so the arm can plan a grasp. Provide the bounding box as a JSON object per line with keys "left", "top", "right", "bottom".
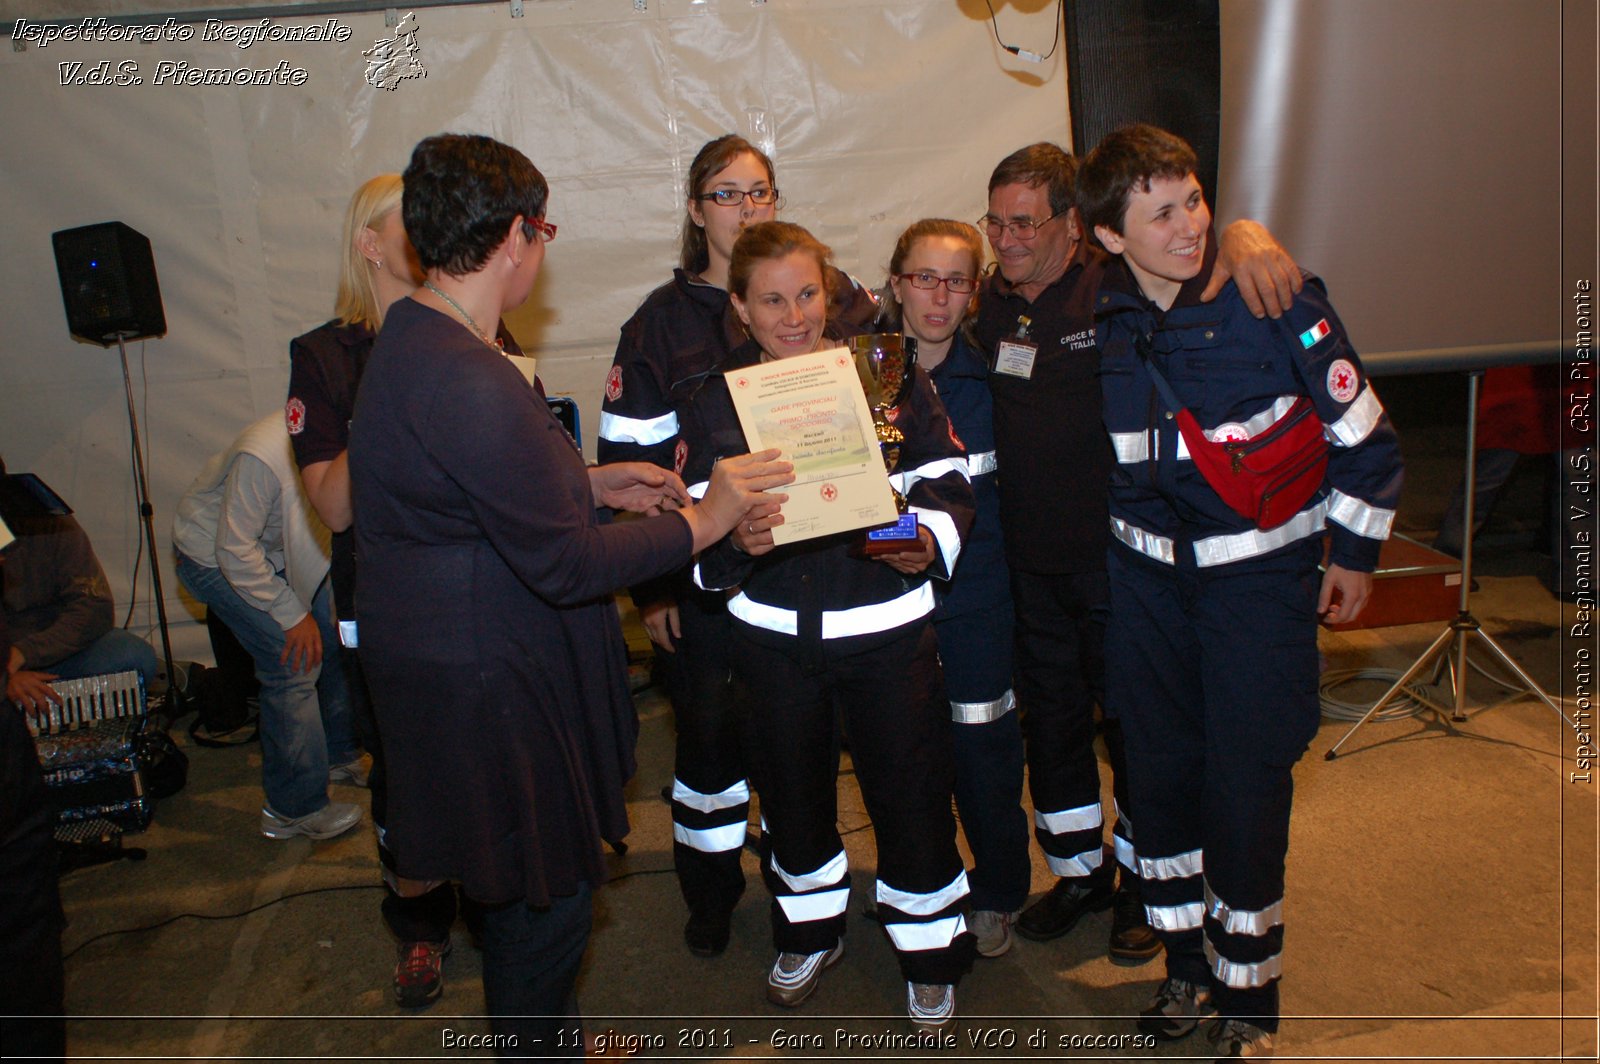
{"left": 993, "top": 339, "right": 1039, "bottom": 379}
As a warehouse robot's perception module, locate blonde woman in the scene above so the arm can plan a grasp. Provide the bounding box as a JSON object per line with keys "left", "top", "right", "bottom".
{"left": 287, "top": 174, "right": 476, "bottom": 1009}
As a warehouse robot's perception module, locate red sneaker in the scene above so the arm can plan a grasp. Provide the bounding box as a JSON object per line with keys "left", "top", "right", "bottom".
{"left": 393, "top": 939, "right": 450, "bottom": 1008}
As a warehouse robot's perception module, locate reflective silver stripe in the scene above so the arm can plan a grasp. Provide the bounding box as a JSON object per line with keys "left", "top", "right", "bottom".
{"left": 1113, "top": 832, "right": 1136, "bottom": 872}
{"left": 777, "top": 887, "right": 850, "bottom": 924}
{"left": 1110, "top": 516, "right": 1177, "bottom": 564}
{"left": 1205, "top": 939, "right": 1284, "bottom": 988}
{"left": 884, "top": 914, "right": 966, "bottom": 952}
{"left": 672, "top": 821, "right": 748, "bottom": 853}
{"left": 889, "top": 456, "right": 971, "bottom": 496}
{"left": 1139, "top": 847, "right": 1204, "bottom": 881}
{"left": 772, "top": 849, "right": 848, "bottom": 893}
{"left": 966, "top": 450, "right": 998, "bottom": 477}
{"left": 1205, "top": 880, "right": 1284, "bottom": 936}
{"left": 687, "top": 480, "right": 709, "bottom": 500}
{"left": 597, "top": 409, "right": 678, "bottom": 446}
{"left": 337, "top": 620, "right": 359, "bottom": 648}
{"left": 912, "top": 507, "right": 962, "bottom": 575}
{"left": 1193, "top": 501, "right": 1329, "bottom": 568}
{"left": 876, "top": 869, "right": 970, "bottom": 917}
{"left": 726, "top": 592, "right": 797, "bottom": 634}
{"left": 1111, "top": 431, "right": 1151, "bottom": 464}
{"left": 727, "top": 584, "right": 933, "bottom": 639}
{"left": 671, "top": 778, "right": 750, "bottom": 814}
{"left": 1045, "top": 848, "right": 1105, "bottom": 877}
{"left": 1327, "top": 489, "right": 1395, "bottom": 540}
{"left": 951, "top": 688, "right": 1015, "bottom": 723}
{"left": 1326, "top": 386, "right": 1383, "bottom": 447}
{"left": 1226, "top": 395, "right": 1300, "bottom": 440}
{"left": 691, "top": 560, "right": 726, "bottom": 592}
{"left": 824, "top": 584, "right": 933, "bottom": 638}
{"left": 1035, "top": 802, "right": 1102, "bottom": 835}
{"left": 1111, "top": 799, "right": 1136, "bottom": 870}
{"left": 1146, "top": 901, "right": 1205, "bottom": 932}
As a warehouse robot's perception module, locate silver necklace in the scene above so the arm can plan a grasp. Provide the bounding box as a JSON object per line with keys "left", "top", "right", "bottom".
{"left": 424, "top": 281, "right": 499, "bottom": 350}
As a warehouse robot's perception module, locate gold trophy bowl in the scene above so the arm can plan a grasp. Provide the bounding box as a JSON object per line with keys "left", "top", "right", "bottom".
{"left": 845, "top": 332, "right": 921, "bottom": 554}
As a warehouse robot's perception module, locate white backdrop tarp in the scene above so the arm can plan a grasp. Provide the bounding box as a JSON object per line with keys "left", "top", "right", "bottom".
{"left": 0, "top": 0, "right": 1071, "bottom": 662}
{"left": 2, "top": 0, "right": 1587, "bottom": 667}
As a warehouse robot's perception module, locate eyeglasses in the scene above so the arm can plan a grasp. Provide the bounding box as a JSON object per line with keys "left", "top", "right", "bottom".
{"left": 521, "top": 217, "right": 558, "bottom": 244}
{"left": 978, "top": 211, "right": 1061, "bottom": 241}
{"left": 895, "top": 272, "right": 978, "bottom": 294}
{"left": 695, "top": 187, "right": 781, "bottom": 207}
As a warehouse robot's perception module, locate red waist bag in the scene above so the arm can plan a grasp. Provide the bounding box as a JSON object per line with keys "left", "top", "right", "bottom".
{"left": 1140, "top": 352, "right": 1330, "bottom": 530}
{"left": 1173, "top": 398, "right": 1329, "bottom": 530}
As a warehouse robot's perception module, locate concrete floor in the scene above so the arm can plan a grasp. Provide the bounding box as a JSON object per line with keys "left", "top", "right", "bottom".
{"left": 48, "top": 375, "right": 1600, "bottom": 1062}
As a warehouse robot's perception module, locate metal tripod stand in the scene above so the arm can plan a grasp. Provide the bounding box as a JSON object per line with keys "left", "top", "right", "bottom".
{"left": 1325, "top": 369, "right": 1572, "bottom": 759}
{"left": 115, "top": 333, "right": 186, "bottom": 725}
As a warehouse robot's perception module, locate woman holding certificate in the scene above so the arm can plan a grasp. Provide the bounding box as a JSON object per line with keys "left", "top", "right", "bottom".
{"left": 596, "top": 135, "right": 876, "bottom": 959}
{"left": 687, "top": 221, "right": 976, "bottom": 1031}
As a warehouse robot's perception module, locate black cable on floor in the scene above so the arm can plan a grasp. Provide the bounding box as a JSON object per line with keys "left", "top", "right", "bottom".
{"left": 63, "top": 883, "right": 385, "bottom": 962}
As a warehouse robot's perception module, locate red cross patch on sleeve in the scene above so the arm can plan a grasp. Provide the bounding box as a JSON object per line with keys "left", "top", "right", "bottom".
{"left": 1326, "top": 359, "right": 1359, "bottom": 404}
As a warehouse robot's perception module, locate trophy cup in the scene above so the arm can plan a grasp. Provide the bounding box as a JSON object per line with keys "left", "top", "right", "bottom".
{"left": 846, "top": 332, "right": 922, "bottom": 555}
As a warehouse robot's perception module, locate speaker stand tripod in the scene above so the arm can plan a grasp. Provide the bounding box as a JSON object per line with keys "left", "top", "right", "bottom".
{"left": 115, "top": 333, "right": 186, "bottom": 725}
{"left": 1325, "top": 369, "right": 1572, "bottom": 759}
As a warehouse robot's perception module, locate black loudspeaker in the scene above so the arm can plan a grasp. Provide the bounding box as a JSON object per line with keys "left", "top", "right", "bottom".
{"left": 51, "top": 221, "right": 167, "bottom": 346}
{"left": 1064, "top": 0, "right": 1221, "bottom": 204}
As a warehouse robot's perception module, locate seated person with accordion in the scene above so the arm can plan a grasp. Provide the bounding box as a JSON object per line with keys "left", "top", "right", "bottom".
{"left": 2, "top": 457, "right": 159, "bottom": 720}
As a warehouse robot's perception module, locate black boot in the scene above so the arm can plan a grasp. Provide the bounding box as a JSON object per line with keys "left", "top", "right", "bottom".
{"left": 684, "top": 909, "right": 732, "bottom": 957}
{"left": 1109, "top": 868, "right": 1162, "bottom": 964}
{"left": 1015, "top": 862, "right": 1115, "bottom": 942}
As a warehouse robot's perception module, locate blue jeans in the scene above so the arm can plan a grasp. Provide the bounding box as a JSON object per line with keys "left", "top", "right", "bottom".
{"left": 50, "top": 629, "right": 160, "bottom": 685}
{"left": 177, "top": 553, "right": 355, "bottom": 817}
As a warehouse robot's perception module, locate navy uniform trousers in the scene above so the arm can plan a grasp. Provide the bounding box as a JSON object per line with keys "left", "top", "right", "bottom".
{"left": 1012, "top": 569, "right": 1137, "bottom": 881}
{"left": 1105, "top": 538, "right": 1323, "bottom": 1031}
{"left": 935, "top": 600, "right": 1030, "bottom": 915}
{"left": 734, "top": 619, "right": 974, "bottom": 987}
{"left": 657, "top": 590, "right": 751, "bottom": 923}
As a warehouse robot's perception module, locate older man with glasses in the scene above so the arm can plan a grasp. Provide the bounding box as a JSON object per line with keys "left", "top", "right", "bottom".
{"left": 971, "top": 141, "right": 1302, "bottom": 968}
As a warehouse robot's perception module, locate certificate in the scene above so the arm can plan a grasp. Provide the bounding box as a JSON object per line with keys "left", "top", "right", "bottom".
{"left": 725, "top": 347, "right": 897, "bottom": 545}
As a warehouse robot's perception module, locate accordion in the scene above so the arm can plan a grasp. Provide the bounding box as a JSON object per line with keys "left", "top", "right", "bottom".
{"left": 26, "top": 670, "right": 154, "bottom": 837}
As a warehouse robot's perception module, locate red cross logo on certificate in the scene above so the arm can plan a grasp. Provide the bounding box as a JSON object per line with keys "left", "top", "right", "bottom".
{"left": 820, "top": 483, "right": 838, "bottom": 502}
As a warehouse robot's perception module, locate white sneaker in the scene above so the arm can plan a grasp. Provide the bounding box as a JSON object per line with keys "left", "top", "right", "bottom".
{"left": 329, "top": 754, "right": 371, "bottom": 787}
{"left": 766, "top": 939, "right": 844, "bottom": 1007}
{"left": 1209, "top": 1018, "right": 1275, "bottom": 1058}
{"left": 907, "top": 982, "right": 955, "bottom": 1032}
{"left": 1138, "top": 976, "right": 1215, "bottom": 1039}
{"left": 968, "top": 909, "right": 1017, "bottom": 958}
{"left": 260, "top": 801, "right": 362, "bottom": 840}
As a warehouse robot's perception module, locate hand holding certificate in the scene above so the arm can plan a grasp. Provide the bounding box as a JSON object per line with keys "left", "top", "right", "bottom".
{"left": 724, "top": 347, "right": 898, "bottom": 545}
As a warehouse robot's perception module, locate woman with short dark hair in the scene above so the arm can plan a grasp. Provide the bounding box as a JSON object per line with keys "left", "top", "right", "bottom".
{"left": 349, "top": 133, "right": 790, "bottom": 1058}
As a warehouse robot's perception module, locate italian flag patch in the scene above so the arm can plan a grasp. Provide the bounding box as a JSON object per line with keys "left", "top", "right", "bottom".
{"left": 1299, "top": 319, "right": 1332, "bottom": 348}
